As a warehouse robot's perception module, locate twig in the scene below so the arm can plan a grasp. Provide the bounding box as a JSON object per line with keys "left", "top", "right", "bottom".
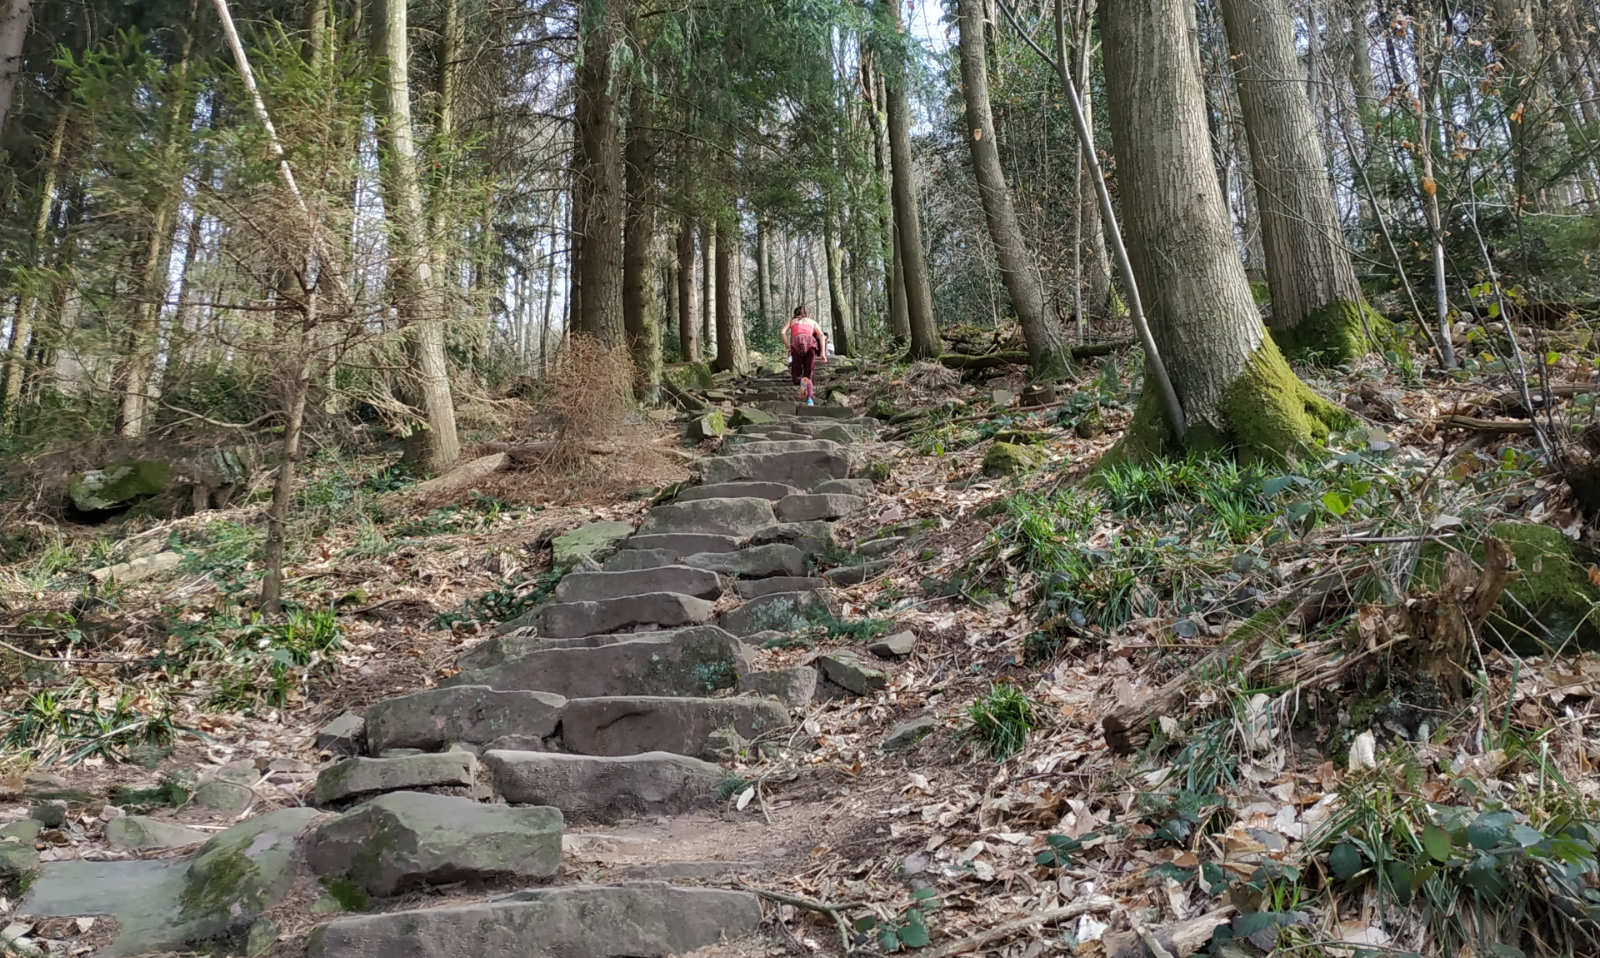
{"left": 0, "top": 638, "right": 151, "bottom": 666}
{"left": 919, "top": 898, "right": 1116, "bottom": 958}
{"left": 746, "top": 887, "right": 859, "bottom": 954}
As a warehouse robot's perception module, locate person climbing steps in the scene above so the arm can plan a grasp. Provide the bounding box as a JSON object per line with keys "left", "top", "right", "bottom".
{"left": 780, "top": 305, "right": 826, "bottom": 405}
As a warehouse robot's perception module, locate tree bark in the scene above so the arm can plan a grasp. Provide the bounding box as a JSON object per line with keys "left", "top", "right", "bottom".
{"left": 1102, "top": 0, "right": 1348, "bottom": 460}
{"left": 880, "top": 0, "right": 938, "bottom": 358}
{"left": 0, "top": 95, "right": 66, "bottom": 426}
{"left": 955, "top": 0, "right": 1071, "bottom": 376}
{"left": 756, "top": 217, "right": 773, "bottom": 333}
{"left": 676, "top": 222, "right": 699, "bottom": 360}
{"left": 622, "top": 77, "right": 661, "bottom": 401}
{"left": 571, "top": 0, "right": 627, "bottom": 346}
{"left": 1219, "top": 0, "right": 1385, "bottom": 362}
{"left": 262, "top": 290, "right": 316, "bottom": 614}
{"left": 1073, "top": 1, "right": 1112, "bottom": 322}
{"left": 373, "top": 0, "right": 460, "bottom": 473}
{"left": 0, "top": 0, "right": 30, "bottom": 142}
{"left": 700, "top": 220, "right": 716, "bottom": 353}
{"left": 713, "top": 217, "right": 747, "bottom": 372}
{"left": 1492, "top": 0, "right": 1555, "bottom": 209}
{"left": 823, "top": 201, "right": 853, "bottom": 357}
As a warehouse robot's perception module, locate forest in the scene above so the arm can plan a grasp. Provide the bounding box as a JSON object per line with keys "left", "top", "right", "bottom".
{"left": 2, "top": 0, "right": 1600, "bottom": 955}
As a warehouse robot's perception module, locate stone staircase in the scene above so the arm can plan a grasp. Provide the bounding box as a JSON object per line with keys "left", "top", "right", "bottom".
{"left": 13, "top": 371, "right": 889, "bottom": 958}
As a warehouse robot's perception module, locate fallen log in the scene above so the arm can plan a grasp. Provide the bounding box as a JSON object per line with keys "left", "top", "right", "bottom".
{"left": 1441, "top": 414, "right": 1535, "bottom": 435}
{"left": 407, "top": 452, "right": 510, "bottom": 497}
{"left": 937, "top": 340, "right": 1133, "bottom": 370}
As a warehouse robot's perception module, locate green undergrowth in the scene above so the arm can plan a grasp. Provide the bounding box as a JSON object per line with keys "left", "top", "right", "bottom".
{"left": 748, "top": 599, "right": 891, "bottom": 649}
{"left": 965, "top": 683, "right": 1040, "bottom": 760}
{"left": 431, "top": 570, "right": 563, "bottom": 631}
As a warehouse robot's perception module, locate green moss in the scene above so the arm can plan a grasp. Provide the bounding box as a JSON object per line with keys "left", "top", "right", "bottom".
{"left": 688, "top": 410, "right": 727, "bottom": 439}
{"left": 1419, "top": 522, "right": 1600, "bottom": 655}
{"left": 318, "top": 876, "right": 372, "bottom": 912}
{"left": 983, "top": 441, "right": 1045, "bottom": 477}
{"left": 181, "top": 847, "right": 262, "bottom": 920}
{"left": 666, "top": 361, "right": 715, "bottom": 390}
{"left": 1249, "top": 280, "right": 1271, "bottom": 306}
{"left": 1269, "top": 298, "right": 1393, "bottom": 365}
{"left": 68, "top": 459, "right": 172, "bottom": 512}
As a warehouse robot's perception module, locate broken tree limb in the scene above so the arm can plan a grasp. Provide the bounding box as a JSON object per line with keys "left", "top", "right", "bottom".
{"left": 1441, "top": 414, "right": 1536, "bottom": 435}
{"left": 938, "top": 339, "right": 1133, "bottom": 370}
{"left": 406, "top": 452, "right": 510, "bottom": 498}
{"left": 919, "top": 897, "right": 1117, "bottom": 958}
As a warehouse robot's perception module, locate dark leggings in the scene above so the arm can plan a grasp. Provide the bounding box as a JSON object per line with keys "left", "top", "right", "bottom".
{"left": 790, "top": 348, "right": 817, "bottom": 386}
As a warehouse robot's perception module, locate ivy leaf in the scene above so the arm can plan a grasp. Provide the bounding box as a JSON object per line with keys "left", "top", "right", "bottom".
{"left": 1468, "top": 810, "right": 1515, "bottom": 850}
{"left": 1329, "top": 842, "right": 1364, "bottom": 880}
{"left": 899, "top": 911, "right": 931, "bottom": 949}
{"left": 879, "top": 928, "right": 902, "bottom": 952}
{"left": 1321, "top": 491, "right": 1354, "bottom": 517}
{"left": 1422, "top": 823, "right": 1453, "bottom": 863}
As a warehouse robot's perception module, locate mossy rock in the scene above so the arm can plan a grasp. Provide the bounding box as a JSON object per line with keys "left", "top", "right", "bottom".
{"left": 666, "top": 362, "right": 715, "bottom": 391}
{"left": 860, "top": 460, "right": 892, "bottom": 484}
{"left": 729, "top": 406, "right": 774, "bottom": 428}
{"left": 68, "top": 459, "right": 172, "bottom": 512}
{"left": 992, "top": 429, "right": 1047, "bottom": 446}
{"left": 982, "top": 441, "right": 1045, "bottom": 477}
{"left": 1420, "top": 522, "right": 1600, "bottom": 655}
{"left": 688, "top": 410, "right": 728, "bottom": 440}
{"left": 552, "top": 521, "right": 634, "bottom": 566}
{"left": 1073, "top": 407, "right": 1107, "bottom": 439}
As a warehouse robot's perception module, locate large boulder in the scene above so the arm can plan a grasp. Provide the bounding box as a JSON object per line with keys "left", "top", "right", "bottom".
{"left": 365, "top": 686, "right": 566, "bottom": 753}
{"left": 559, "top": 696, "right": 790, "bottom": 758}
{"left": 639, "top": 497, "right": 778, "bottom": 539}
{"left": 485, "top": 751, "right": 725, "bottom": 822}
{"left": 305, "top": 883, "right": 763, "bottom": 958}
{"left": 536, "top": 592, "right": 716, "bottom": 638}
{"left": 68, "top": 459, "right": 171, "bottom": 512}
{"left": 306, "top": 791, "right": 562, "bottom": 897}
{"left": 446, "top": 628, "right": 752, "bottom": 699}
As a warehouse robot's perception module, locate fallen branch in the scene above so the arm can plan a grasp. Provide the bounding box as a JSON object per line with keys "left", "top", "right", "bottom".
{"left": 747, "top": 887, "right": 860, "bottom": 954}
{"left": 937, "top": 340, "right": 1132, "bottom": 371}
{"left": 1103, "top": 907, "right": 1235, "bottom": 958}
{"left": 920, "top": 897, "right": 1116, "bottom": 958}
{"left": 1441, "top": 414, "right": 1535, "bottom": 435}
{"left": 883, "top": 400, "right": 1068, "bottom": 441}
{"left": 0, "top": 638, "right": 151, "bottom": 666}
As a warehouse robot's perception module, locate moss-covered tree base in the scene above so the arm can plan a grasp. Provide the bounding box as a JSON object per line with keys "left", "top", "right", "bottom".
{"left": 1269, "top": 298, "right": 1393, "bottom": 365}
{"left": 1105, "top": 337, "right": 1354, "bottom": 465}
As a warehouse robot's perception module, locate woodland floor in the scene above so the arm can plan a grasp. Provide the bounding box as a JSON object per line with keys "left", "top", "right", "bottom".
{"left": 4, "top": 332, "right": 1600, "bottom": 958}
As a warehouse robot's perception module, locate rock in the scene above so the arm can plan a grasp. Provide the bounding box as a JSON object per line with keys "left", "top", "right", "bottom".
{"left": 858, "top": 535, "right": 906, "bottom": 557}
{"left": 365, "top": 686, "right": 566, "bottom": 753}
{"left": 992, "top": 428, "right": 1047, "bottom": 445}
{"left": 824, "top": 558, "right": 892, "bottom": 586}
{"left": 748, "top": 520, "right": 838, "bottom": 554}
{"left": 551, "top": 521, "right": 635, "bottom": 566}
{"left": 104, "top": 816, "right": 210, "bottom": 851}
{"left": 306, "top": 792, "right": 561, "bottom": 897}
{"left": 1021, "top": 383, "right": 1057, "bottom": 405}
{"left": 639, "top": 497, "right": 777, "bottom": 539}
{"left": 702, "top": 448, "right": 852, "bottom": 488}
{"left": 674, "top": 481, "right": 798, "bottom": 503}
{"left": 313, "top": 752, "right": 478, "bottom": 807}
{"left": 601, "top": 548, "right": 674, "bottom": 571}
{"left": 703, "top": 727, "right": 748, "bottom": 762}
{"left": 793, "top": 404, "right": 857, "bottom": 419}
{"left": 305, "top": 883, "right": 763, "bottom": 958}
{"left": 775, "top": 493, "right": 868, "bottom": 522}
{"left": 462, "top": 627, "right": 712, "bottom": 668}
{"left": 485, "top": 751, "right": 725, "bottom": 822}
{"left": 815, "top": 424, "right": 865, "bottom": 444}
{"left": 88, "top": 551, "right": 181, "bottom": 586}
{"left": 554, "top": 565, "right": 724, "bottom": 603}
{"left": 884, "top": 717, "right": 937, "bottom": 751}
{"left": 315, "top": 713, "right": 366, "bottom": 753}
{"left": 734, "top": 576, "right": 828, "bottom": 599}
{"left": 0, "top": 842, "right": 39, "bottom": 880}
{"left": 982, "top": 441, "right": 1045, "bottom": 477}
{"left": 68, "top": 459, "right": 171, "bottom": 512}
{"left": 536, "top": 591, "right": 716, "bottom": 638}
{"left": 868, "top": 631, "right": 916, "bottom": 658}
{"left": 29, "top": 803, "right": 66, "bottom": 827}
{"left": 720, "top": 591, "right": 835, "bottom": 636}
{"left": 560, "top": 696, "right": 790, "bottom": 759}
{"left": 684, "top": 543, "right": 807, "bottom": 579}
{"left": 625, "top": 532, "right": 744, "bottom": 557}
{"left": 1, "top": 819, "right": 43, "bottom": 843}
{"left": 687, "top": 410, "right": 727, "bottom": 440}
{"left": 812, "top": 478, "right": 875, "bottom": 497}
{"left": 737, "top": 668, "right": 819, "bottom": 708}
{"left": 816, "top": 652, "right": 888, "bottom": 696}
{"left": 447, "top": 629, "right": 752, "bottom": 699}
{"left": 189, "top": 760, "right": 258, "bottom": 814}
{"left": 729, "top": 406, "right": 775, "bottom": 427}
{"left": 991, "top": 388, "right": 1017, "bottom": 407}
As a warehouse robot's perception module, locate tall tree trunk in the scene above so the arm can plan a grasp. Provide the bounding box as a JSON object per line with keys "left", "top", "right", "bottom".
{"left": 866, "top": 61, "right": 909, "bottom": 343}
{"left": 1074, "top": 1, "right": 1113, "bottom": 321}
{"left": 700, "top": 220, "right": 716, "bottom": 353}
{"left": 540, "top": 209, "right": 558, "bottom": 376}
{"left": 1219, "top": 0, "right": 1385, "bottom": 362}
{"left": 0, "top": 96, "right": 65, "bottom": 425}
{"left": 713, "top": 217, "right": 747, "bottom": 372}
{"left": 756, "top": 217, "right": 773, "bottom": 333}
{"left": 676, "top": 222, "right": 699, "bottom": 359}
{"left": 880, "top": 0, "right": 938, "bottom": 358}
{"left": 0, "top": 0, "right": 30, "bottom": 142}
{"left": 1493, "top": 0, "right": 1554, "bottom": 210}
{"left": 1102, "top": 0, "right": 1348, "bottom": 460}
{"left": 571, "top": 0, "right": 627, "bottom": 346}
{"left": 823, "top": 202, "right": 853, "bottom": 357}
{"left": 622, "top": 80, "right": 661, "bottom": 401}
{"left": 955, "top": 0, "right": 1071, "bottom": 376}
{"left": 373, "top": 0, "right": 460, "bottom": 472}
{"left": 261, "top": 291, "right": 316, "bottom": 614}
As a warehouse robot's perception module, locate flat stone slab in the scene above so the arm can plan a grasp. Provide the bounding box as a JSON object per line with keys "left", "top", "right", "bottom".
{"left": 555, "top": 565, "right": 724, "bottom": 603}
{"left": 737, "top": 668, "right": 819, "bottom": 708}
{"left": 486, "top": 751, "right": 725, "bottom": 822}
{"left": 560, "top": 696, "right": 790, "bottom": 758}
{"left": 306, "top": 884, "right": 763, "bottom": 958}
{"left": 734, "top": 575, "right": 828, "bottom": 599}
{"left": 639, "top": 497, "right": 777, "bottom": 539}
{"left": 776, "top": 493, "right": 868, "bottom": 522}
{"left": 366, "top": 686, "right": 566, "bottom": 752}
{"left": 794, "top": 404, "right": 858, "bottom": 419}
{"left": 447, "top": 628, "right": 752, "bottom": 699}
{"left": 824, "top": 558, "right": 893, "bottom": 587}
{"left": 869, "top": 631, "right": 917, "bottom": 658}
{"left": 307, "top": 791, "right": 562, "bottom": 897}
{"left": 684, "top": 543, "right": 807, "bottom": 578}
{"left": 314, "top": 752, "right": 478, "bottom": 807}
{"left": 674, "top": 481, "right": 799, "bottom": 503}
{"left": 814, "top": 478, "right": 876, "bottom": 497}
{"left": 720, "top": 591, "right": 836, "bottom": 636}
{"left": 723, "top": 438, "right": 845, "bottom": 456}
{"left": 858, "top": 535, "right": 906, "bottom": 557}
{"left": 626, "top": 532, "right": 744, "bottom": 556}
{"left": 602, "top": 548, "right": 675, "bottom": 571}
{"left": 537, "top": 591, "right": 716, "bottom": 638}
{"left": 702, "top": 448, "right": 851, "bottom": 488}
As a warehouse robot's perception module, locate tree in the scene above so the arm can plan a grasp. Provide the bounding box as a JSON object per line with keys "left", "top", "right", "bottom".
{"left": 0, "top": 91, "right": 66, "bottom": 425}
{"left": 0, "top": 0, "right": 30, "bottom": 140}
{"left": 1218, "top": 0, "right": 1387, "bottom": 363}
{"left": 373, "top": 0, "right": 460, "bottom": 473}
{"left": 954, "top": 0, "right": 1072, "bottom": 377}
{"left": 1103, "top": 0, "right": 1348, "bottom": 461}
{"left": 713, "top": 215, "right": 747, "bottom": 372}
{"left": 622, "top": 71, "right": 662, "bottom": 400}
{"left": 676, "top": 222, "right": 699, "bottom": 360}
{"left": 571, "top": 0, "right": 628, "bottom": 349}
{"left": 878, "top": 0, "right": 939, "bottom": 359}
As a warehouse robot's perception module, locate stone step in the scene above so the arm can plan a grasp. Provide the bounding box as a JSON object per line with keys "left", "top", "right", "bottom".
{"left": 776, "top": 492, "right": 868, "bottom": 522}
{"left": 625, "top": 532, "right": 744, "bottom": 556}
{"left": 306, "top": 791, "right": 562, "bottom": 897}
{"left": 749, "top": 520, "right": 838, "bottom": 554}
{"left": 554, "top": 565, "right": 724, "bottom": 603}
{"left": 602, "top": 548, "right": 675, "bottom": 571}
{"left": 723, "top": 438, "right": 845, "bottom": 456}
{"left": 672, "top": 480, "right": 799, "bottom": 503}
{"left": 314, "top": 751, "right": 479, "bottom": 807}
{"left": 814, "top": 477, "right": 876, "bottom": 497}
{"left": 725, "top": 430, "right": 811, "bottom": 444}
{"left": 734, "top": 575, "right": 828, "bottom": 598}
{"left": 536, "top": 591, "right": 716, "bottom": 638}
{"left": 445, "top": 628, "right": 752, "bottom": 699}
{"left": 485, "top": 750, "right": 725, "bottom": 822}
{"left": 639, "top": 497, "right": 777, "bottom": 538}
{"left": 306, "top": 884, "right": 763, "bottom": 958}
{"left": 702, "top": 447, "right": 851, "bottom": 488}
{"left": 459, "top": 626, "right": 714, "bottom": 670}
{"left": 683, "top": 543, "right": 808, "bottom": 578}
{"left": 366, "top": 686, "right": 566, "bottom": 752}
{"left": 720, "top": 591, "right": 836, "bottom": 637}
{"left": 559, "top": 695, "right": 789, "bottom": 758}
{"left": 738, "top": 667, "right": 819, "bottom": 707}
{"left": 794, "top": 404, "right": 859, "bottom": 419}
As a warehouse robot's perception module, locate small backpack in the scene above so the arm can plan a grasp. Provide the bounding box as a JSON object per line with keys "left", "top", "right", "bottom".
{"left": 789, "top": 319, "right": 817, "bottom": 354}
